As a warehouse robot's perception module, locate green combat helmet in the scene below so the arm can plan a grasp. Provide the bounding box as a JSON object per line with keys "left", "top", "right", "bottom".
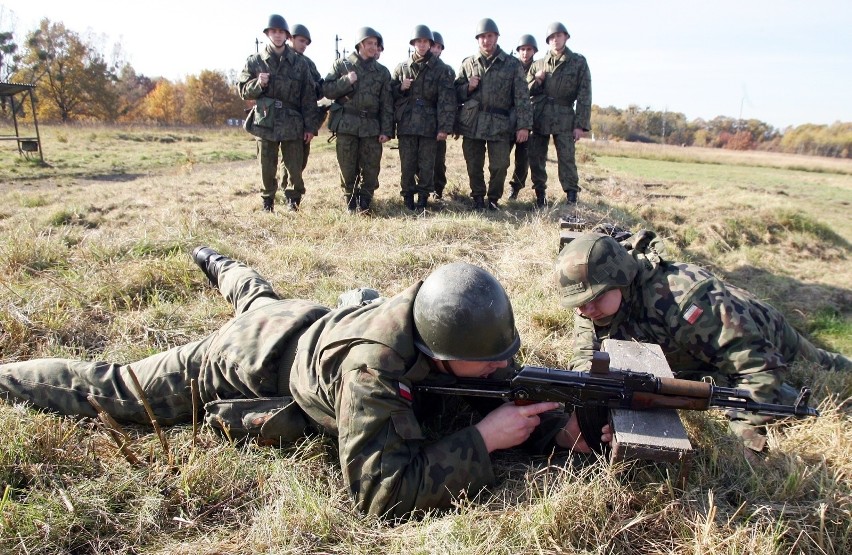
{"left": 410, "top": 24, "right": 434, "bottom": 45}
{"left": 414, "top": 262, "right": 520, "bottom": 361}
{"left": 516, "top": 34, "right": 538, "bottom": 53}
{"left": 554, "top": 234, "right": 637, "bottom": 308}
{"left": 432, "top": 31, "right": 445, "bottom": 50}
{"left": 355, "top": 26, "right": 381, "bottom": 50}
{"left": 475, "top": 18, "right": 500, "bottom": 38}
{"left": 264, "top": 14, "right": 289, "bottom": 34}
{"left": 290, "top": 23, "right": 311, "bottom": 44}
{"left": 545, "top": 21, "right": 570, "bottom": 42}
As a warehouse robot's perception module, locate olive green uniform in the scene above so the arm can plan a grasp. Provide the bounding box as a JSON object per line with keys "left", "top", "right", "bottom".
{"left": 434, "top": 62, "right": 456, "bottom": 198}
{"left": 1, "top": 258, "right": 568, "bottom": 519}
{"left": 559, "top": 231, "right": 851, "bottom": 451}
{"left": 528, "top": 48, "right": 591, "bottom": 194}
{"left": 238, "top": 44, "right": 319, "bottom": 205}
{"left": 323, "top": 53, "right": 394, "bottom": 202}
{"left": 454, "top": 47, "right": 532, "bottom": 202}
{"left": 508, "top": 59, "right": 535, "bottom": 196}
{"left": 281, "top": 54, "right": 324, "bottom": 187}
{"left": 391, "top": 51, "right": 456, "bottom": 198}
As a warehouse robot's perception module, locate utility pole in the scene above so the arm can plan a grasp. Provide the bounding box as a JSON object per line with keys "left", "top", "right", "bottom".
{"left": 335, "top": 34, "right": 342, "bottom": 59}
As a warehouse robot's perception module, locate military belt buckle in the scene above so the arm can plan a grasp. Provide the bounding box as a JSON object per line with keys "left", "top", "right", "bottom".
{"left": 359, "top": 110, "right": 369, "bottom": 118}
{"left": 274, "top": 100, "right": 283, "bottom": 109}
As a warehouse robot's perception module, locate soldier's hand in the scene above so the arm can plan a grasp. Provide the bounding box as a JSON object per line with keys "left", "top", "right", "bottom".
{"left": 556, "top": 411, "right": 613, "bottom": 453}
{"left": 516, "top": 129, "right": 529, "bottom": 143}
{"left": 304, "top": 132, "right": 315, "bottom": 143}
{"left": 347, "top": 71, "right": 358, "bottom": 84}
{"left": 535, "top": 69, "right": 546, "bottom": 84}
{"left": 258, "top": 73, "right": 270, "bottom": 88}
{"left": 573, "top": 128, "right": 585, "bottom": 142}
{"left": 468, "top": 75, "right": 480, "bottom": 92}
{"left": 378, "top": 134, "right": 390, "bottom": 143}
{"left": 401, "top": 78, "right": 413, "bottom": 91}
{"left": 436, "top": 132, "right": 448, "bottom": 141}
{"left": 475, "top": 401, "right": 560, "bottom": 453}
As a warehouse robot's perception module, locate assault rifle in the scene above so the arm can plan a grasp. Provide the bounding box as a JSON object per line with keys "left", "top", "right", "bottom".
{"left": 416, "top": 352, "right": 820, "bottom": 418}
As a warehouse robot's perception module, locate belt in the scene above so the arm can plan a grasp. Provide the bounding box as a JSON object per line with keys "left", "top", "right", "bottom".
{"left": 413, "top": 98, "right": 437, "bottom": 109}
{"left": 480, "top": 106, "right": 510, "bottom": 116}
{"left": 546, "top": 96, "right": 575, "bottom": 107}
{"left": 343, "top": 106, "right": 379, "bottom": 119}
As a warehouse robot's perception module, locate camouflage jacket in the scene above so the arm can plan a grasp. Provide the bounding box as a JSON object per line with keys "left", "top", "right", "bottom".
{"left": 291, "top": 282, "right": 567, "bottom": 519}
{"left": 391, "top": 52, "right": 456, "bottom": 137}
{"left": 454, "top": 47, "right": 532, "bottom": 141}
{"left": 237, "top": 44, "right": 319, "bottom": 140}
{"left": 568, "top": 231, "right": 795, "bottom": 450}
{"left": 322, "top": 53, "right": 394, "bottom": 138}
{"left": 528, "top": 48, "right": 591, "bottom": 135}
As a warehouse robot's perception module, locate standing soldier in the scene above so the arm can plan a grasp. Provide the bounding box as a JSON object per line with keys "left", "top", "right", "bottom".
{"left": 430, "top": 31, "right": 455, "bottom": 201}
{"left": 455, "top": 18, "right": 532, "bottom": 211}
{"left": 528, "top": 22, "right": 592, "bottom": 205}
{"left": 279, "top": 23, "right": 325, "bottom": 206}
{"left": 238, "top": 15, "right": 319, "bottom": 213}
{"left": 507, "top": 34, "right": 539, "bottom": 205}
{"left": 323, "top": 27, "right": 393, "bottom": 214}
{"left": 391, "top": 25, "right": 455, "bottom": 211}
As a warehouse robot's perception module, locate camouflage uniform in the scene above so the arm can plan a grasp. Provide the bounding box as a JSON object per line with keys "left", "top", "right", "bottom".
{"left": 528, "top": 48, "right": 591, "bottom": 194}
{"left": 238, "top": 44, "right": 319, "bottom": 206}
{"left": 508, "top": 58, "right": 535, "bottom": 196}
{"left": 391, "top": 51, "right": 456, "bottom": 200}
{"left": 556, "top": 231, "right": 851, "bottom": 451}
{"left": 1, "top": 258, "right": 568, "bottom": 519}
{"left": 322, "top": 53, "right": 394, "bottom": 203}
{"left": 434, "top": 61, "right": 456, "bottom": 198}
{"left": 281, "top": 54, "right": 324, "bottom": 186}
{"left": 455, "top": 47, "right": 532, "bottom": 203}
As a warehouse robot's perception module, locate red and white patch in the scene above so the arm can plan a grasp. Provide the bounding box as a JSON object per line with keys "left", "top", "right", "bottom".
{"left": 398, "top": 382, "right": 413, "bottom": 401}
{"left": 683, "top": 304, "right": 704, "bottom": 324}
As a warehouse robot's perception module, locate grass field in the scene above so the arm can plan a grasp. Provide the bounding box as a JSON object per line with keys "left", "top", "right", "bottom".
{"left": 0, "top": 125, "right": 850, "bottom": 554}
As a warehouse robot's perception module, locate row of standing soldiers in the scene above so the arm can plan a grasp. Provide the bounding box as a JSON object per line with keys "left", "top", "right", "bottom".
{"left": 238, "top": 16, "right": 592, "bottom": 214}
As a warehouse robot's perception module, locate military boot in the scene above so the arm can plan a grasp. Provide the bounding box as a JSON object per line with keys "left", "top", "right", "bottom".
{"left": 472, "top": 196, "right": 486, "bottom": 211}
{"left": 487, "top": 198, "right": 500, "bottom": 211}
{"left": 535, "top": 189, "right": 547, "bottom": 209}
{"left": 566, "top": 190, "right": 578, "bottom": 204}
{"left": 287, "top": 197, "right": 300, "bottom": 212}
{"left": 433, "top": 187, "right": 444, "bottom": 200}
{"left": 358, "top": 195, "right": 372, "bottom": 215}
{"left": 416, "top": 193, "right": 429, "bottom": 210}
{"left": 403, "top": 193, "right": 416, "bottom": 210}
{"left": 508, "top": 185, "right": 520, "bottom": 200}
{"left": 191, "top": 246, "right": 229, "bottom": 288}
{"left": 262, "top": 198, "right": 274, "bottom": 212}
{"left": 345, "top": 193, "right": 358, "bottom": 214}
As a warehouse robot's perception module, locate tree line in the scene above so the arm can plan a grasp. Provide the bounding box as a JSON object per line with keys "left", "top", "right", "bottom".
{"left": 2, "top": 18, "right": 850, "bottom": 159}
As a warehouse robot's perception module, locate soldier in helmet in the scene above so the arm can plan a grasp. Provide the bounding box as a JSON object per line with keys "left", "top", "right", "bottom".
{"left": 455, "top": 18, "right": 532, "bottom": 211}
{"left": 528, "top": 22, "right": 592, "bottom": 205}
{"left": 429, "top": 31, "right": 455, "bottom": 201}
{"left": 507, "top": 34, "right": 539, "bottom": 206}
{"left": 0, "top": 248, "right": 611, "bottom": 519}
{"left": 391, "top": 25, "right": 456, "bottom": 211}
{"left": 554, "top": 230, "right": 851, "bottom": 454}
{"left": 238, "top": 15, "right": 320, "bottom": 212}
{"left": 322, "top": 27, "right": 393, "bottom": 214}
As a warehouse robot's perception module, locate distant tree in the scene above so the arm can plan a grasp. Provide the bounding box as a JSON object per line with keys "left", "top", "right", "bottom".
{"left": 725, "top": 130, "right": 754, "bottom": 151}
{"left": 112, "top": 65, "right": 155, "bottom": 122}
{"left": 181, "top": 70, "right": 244, "bottom": 125}
{"left": 0, "top": 30, "right": 16, "bottom": 81}
{"left": 141, "top": 79, "right": 184, "bottom": 125}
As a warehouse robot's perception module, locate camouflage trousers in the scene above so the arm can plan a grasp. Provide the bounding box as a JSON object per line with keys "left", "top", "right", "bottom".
{"left": 258, "top": 138, "right": 307, "bottom": 202}
{"left": 336, "top": 133, "right": 382, "bottom": 199}
{"left": 508, "top": 139, "right": 531, "bottom": 191}
{"left": 0, "top": 260, "right": 328, "bottom": 440}
{"left": 398, "top": 135, "right": 437, "bottom": 196}
{"left": 280, "top": 139, "right": 312, "bottom": 188}
{"left": 529, "top": 132, "right": 579, "bottom": 193}
{"left": 434, "top": 139, "right": 448, "bottom": 195}
{"left": 462, "top": 137, "right": 512, "bottom": 201}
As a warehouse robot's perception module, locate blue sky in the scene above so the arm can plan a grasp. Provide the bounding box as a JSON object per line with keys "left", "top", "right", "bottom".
{"left": 3, "top": 0, "right": 850, "bottom": 129}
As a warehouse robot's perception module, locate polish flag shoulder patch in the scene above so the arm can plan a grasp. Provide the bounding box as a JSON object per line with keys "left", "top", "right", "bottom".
{"left": 398, "top": 382, "right": 413, "bottom": 401}
{"left": 683, "top": 304, "right": 704, "bottom": 325}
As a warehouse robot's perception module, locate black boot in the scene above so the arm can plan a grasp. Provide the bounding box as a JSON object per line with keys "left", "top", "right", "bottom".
{"left": 535, "top": 189, "right": 547, "bottom": 209}
{"left": 287, "top": 197, "right": 300, "bottom": 212}
{"left": 508, "top": 185, "right": 520, "bottom": 200}
{"left": 472, "top": 196, "right": 486, "bottom": 211}
{"left": 487, "top": 198, "right": 500, "bottom": 211}
{"left": 191, "top": 246, "right": 229, "bottom": 288}
{"left": 262, "top": 198, "right": 274, "bottom": 212}
{"left": 345, "top": 192, "right": 358, "bottom": 213}
{"left": 358, "top": 194, "right": 372, "bottom": 215}
{"left": 433, "top": 187, "right": 444, "bottom": 200}
{"left": 416, "top": 193, "right": 429, "bottom": 210}
{"left": 566, "top": 190, "right": 578, "bottom": 204}
{"left": 403, "top": 193, "right": 415, "bottom": 210}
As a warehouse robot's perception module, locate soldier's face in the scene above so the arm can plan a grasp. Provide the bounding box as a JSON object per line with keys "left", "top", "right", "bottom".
{"left": 431, "top": 43, "right": 443, "bottom": 57}
{"left": 548, "top": 32, "right": 568, "bottom": 53}
{"left": 443, "top": 359, "right": 508, "bottom": 379}
{"left": 290, "top": 36, "right": 310, "bottom": 54}
{"left": 266, "top": 28, "right": 288, "bottom": 48}
{"left": 477, "top": 32, "right": 498, "bottom": 56}
{"left": 359, "top": 37, "right": 378, "bottom": 59}
{"left": 413, "top": 38, "right": 431, "bottom": 57}
{"left": 576, "top": 288, "right": 623, "bottom": 321}
{"left": 517, "top": 46, "right": 536, "bottom": 64}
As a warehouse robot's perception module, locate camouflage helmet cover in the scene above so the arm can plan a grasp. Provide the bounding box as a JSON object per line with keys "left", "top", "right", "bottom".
{"left": 545, "top": 21, "right": 571, "bottom": 43}
{"left": 410, "top": 24, "right": 435, "bottom": 46}
{"left": 475, "top": 18, "right": 500, "bottom": 38}
{"left": 432, "top": 31, "right": 445, "bottom": 49}
{"left": 264, "top": 14, "right": 289, "bottom": 34}
{"left": 414, "top": 262, "right": 521, "bottom": 361}
{"left": 554, "top": 234, "right": 638, "bottom": 308}
{"left": 516, "top": 34, "right": 539, "bottom": 53}
{"left": 290, "top": 23, "right": 311, "bottom": 44}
